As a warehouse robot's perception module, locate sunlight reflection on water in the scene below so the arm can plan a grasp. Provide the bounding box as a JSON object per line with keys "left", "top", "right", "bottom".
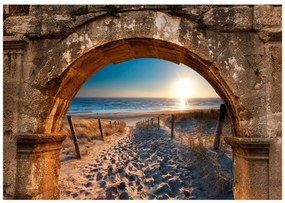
{"left": 179, "top": 98, "right": 186, "bottom": 110}
{"left": 68, "top": 97, "right": 223, "bottom": 114}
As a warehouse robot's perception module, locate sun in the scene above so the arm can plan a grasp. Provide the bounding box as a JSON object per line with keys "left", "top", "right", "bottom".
{"left": 174, "top": 79, "right": 192, "bottom": 99}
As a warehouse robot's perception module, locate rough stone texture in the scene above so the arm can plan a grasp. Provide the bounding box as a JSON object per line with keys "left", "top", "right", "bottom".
{"left": 41, "top": 15, "right": 75, "bottom": 38}
{"left": 225, "top": 137, "right": 271, "bottom": 199}
{"left": 253, "top": 6, "right": 282, "bottom": 30}
{"left": 3, "top": 36, "right": 29, "bottom": 199}
{"left": 15, "top": 133, "right": 66, "bottom": 199}
{"left": 269, "top": 137, "right": 282, "bottom": 199}
{"left": 4, "top": 5, "right": 30, "bottom": 18}
{"left": 5, "top": 5, "right": 280, "bottom": 39}
{"left": 3, "top": 5, "right": 282, "bottom": 200}
{"left": 267, "top": 44, "right": 282, "bottom": 114}
{"left": 203, "top": 6, "right": 253, "bottom": 32}
{"left": 3, "top": 134, "right": 17, "bottom": 199}
{"left": 4, "top": 16, "right": 41, "bottom": 37}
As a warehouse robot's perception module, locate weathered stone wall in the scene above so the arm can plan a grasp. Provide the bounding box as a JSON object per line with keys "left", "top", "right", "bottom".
{"left": 3, "top": 5, "right": 282, "bottom": 199}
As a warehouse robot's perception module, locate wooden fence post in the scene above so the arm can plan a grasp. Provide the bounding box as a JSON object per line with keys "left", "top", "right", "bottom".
{"left": 151, "top": 118, "right": 153, "bottom": 125}
{"left": 110, "top": 120, "right": 112, "bottom": 129}
{"left": 158, "top": 117, "right": 160, "bottom": 130}
{"left": 67, "top": 115, "right": 81, "bottom": 159}
{"left": 171, "top": 115, "right": 175, "bottom": 138}
{"left": 98, "top": 119, "right": 104, "bottom": 141}
{"left": 213, "top": 104, "right": 227, "bottom": 150}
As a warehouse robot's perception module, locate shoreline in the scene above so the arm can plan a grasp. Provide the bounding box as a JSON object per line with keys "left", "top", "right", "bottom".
{"left": 65, "top": 108, "right": 219, "bottom": 127}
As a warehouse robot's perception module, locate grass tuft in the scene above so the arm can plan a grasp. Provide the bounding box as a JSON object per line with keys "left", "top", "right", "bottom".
{"left": 61, "top": 118, "right": 127, "bottom": 150}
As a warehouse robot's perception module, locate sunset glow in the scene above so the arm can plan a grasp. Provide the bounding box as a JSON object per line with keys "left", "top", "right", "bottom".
{"left": 76, "top": 58, "right": 219, "bottom": 98}
{"left": 174, "top": 79, "right": 192, "bottom": 99}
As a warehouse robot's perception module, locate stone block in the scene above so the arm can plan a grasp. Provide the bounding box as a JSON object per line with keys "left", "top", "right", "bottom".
{"left": 211, "top": 51, "right": 256, "bottom": 97}
{"left": 30, "top": 5, "right": 88, "bottom": 16}
{"left": 203, "top": 6, "right": 252, "bottom": 32}
{"left": 4, "top": 16, "right": 40, "bottom": 37}
{"left": 17, "top": 113, "right": 46, "bottom": 133}
{"left": 179, "top": 17, "right": 228, "bottom": 64}
{"left": 239, "top": 115, "right": 267, "bottom": 138}
{"left": 120, "top": 10, "right": 157, "bottom": 38}
{"left": 209, "top": 32, "right": 265, "bottom": 100}
{"left": 239, "top": 90, "right": 267, "bottom": 119}
{"left": 253, "top": 6, "right": 282, "bottom": 30}
{"left": 225, "top": 32, "right": 264, "bottom": 56}
{"left": 17, "top": 83, "right": 52, "bottom": 118}
{"left": 41, "top": 15, "right": 74, "bottom": 38}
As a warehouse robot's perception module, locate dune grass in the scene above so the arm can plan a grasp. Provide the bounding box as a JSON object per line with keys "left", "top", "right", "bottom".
{"left": 172, "top": 109, "right": 219, "bottom": 122}
{"left": 61, "top": 118, "right": 127, "bottom": 150}
{"left": 138, "top": 109, "right": 234, "bottom": 198}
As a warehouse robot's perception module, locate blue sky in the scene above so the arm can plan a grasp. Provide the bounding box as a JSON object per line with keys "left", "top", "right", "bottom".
{"left": 76, "top": 58, "right": 219, "bottom": 98}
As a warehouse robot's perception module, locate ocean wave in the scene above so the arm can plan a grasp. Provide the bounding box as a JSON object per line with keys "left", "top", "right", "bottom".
{"left": 67, "top": 97, "right": 223, "bottom": 114}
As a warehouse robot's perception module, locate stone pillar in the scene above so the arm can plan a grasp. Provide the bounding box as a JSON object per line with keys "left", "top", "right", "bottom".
{"left": 15, "top": 133, "right": 66, "bottom": 199}
{"left": 224, "top": 137, "right": 271, "bottom": 200}
{"left": 3, "top": 35, "right": 29, "bottom": 199}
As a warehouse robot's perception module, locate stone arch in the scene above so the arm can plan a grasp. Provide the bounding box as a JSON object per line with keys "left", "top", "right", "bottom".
{"left": 40, "top": 38, "right": 240, "bottom": 136}
{"left": 4, "top": 6, "right": 281, "bottom": 200}
{"left": 31, "top": 11, "right": 258, "bottom": 137}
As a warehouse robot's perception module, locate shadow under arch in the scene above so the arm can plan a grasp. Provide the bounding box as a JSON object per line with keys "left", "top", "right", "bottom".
{"left": 44, "top": 38, "right": 239, "bottom": 137}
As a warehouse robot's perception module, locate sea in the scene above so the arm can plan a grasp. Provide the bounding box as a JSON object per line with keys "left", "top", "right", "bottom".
{"left": 67, "top": 97, "right": 224, "bottom": 115}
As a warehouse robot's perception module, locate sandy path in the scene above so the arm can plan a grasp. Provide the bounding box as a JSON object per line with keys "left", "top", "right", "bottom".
{"left": 59, "top": 122, "right": 232, "bottom": 200}
{"left": 59, "top": 126, "right": 205, "bottom": 200}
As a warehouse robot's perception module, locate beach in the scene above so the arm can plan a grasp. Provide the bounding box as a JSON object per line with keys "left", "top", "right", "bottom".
{"left": 59, "top": 109, "right": 233, "bottom": 200}
{"left": 66, "top": 109, "right": 217, "bottom": 127}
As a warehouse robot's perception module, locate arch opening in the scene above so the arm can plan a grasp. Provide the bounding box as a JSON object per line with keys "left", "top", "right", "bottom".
{"left": 60, "top": 57, "right": 231, "bottom": 198}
